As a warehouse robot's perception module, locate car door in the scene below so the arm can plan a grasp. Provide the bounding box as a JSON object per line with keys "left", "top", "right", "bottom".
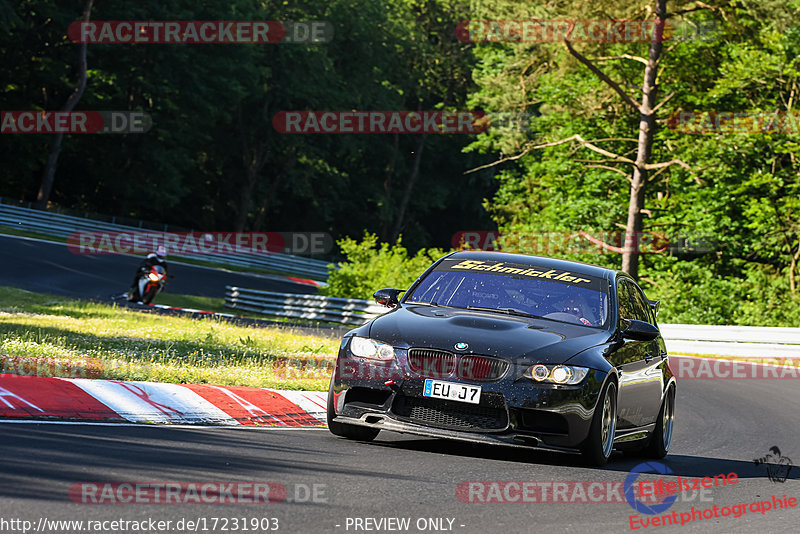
{"left": 609, "top": 278, "right": 664, "bottom": 428}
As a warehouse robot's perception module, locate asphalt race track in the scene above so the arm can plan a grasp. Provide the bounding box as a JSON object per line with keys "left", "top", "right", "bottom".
{"left": 1, "top": 232, "right": 799, "bottom": 533}
{"left": 1, "top": 378, "right": 798, "bottom": 533}
{"left": 0, "top": 233, "right": 318, "bottom": 299}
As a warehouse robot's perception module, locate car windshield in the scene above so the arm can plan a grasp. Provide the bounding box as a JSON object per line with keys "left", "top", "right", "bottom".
{"left": 405, "top": 258, "right": 609, "bottom": 327}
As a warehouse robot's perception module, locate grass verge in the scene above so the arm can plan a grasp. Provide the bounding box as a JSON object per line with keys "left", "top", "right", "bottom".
{"left": 0, "top": 287, "right": 337, "bottom": 390}
{"left": 152, "top": 293, "right": 333, "bottom": 325}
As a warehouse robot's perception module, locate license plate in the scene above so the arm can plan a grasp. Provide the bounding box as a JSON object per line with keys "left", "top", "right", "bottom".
{"left": 423, "top": 379, "right": 481, "bottom": 404}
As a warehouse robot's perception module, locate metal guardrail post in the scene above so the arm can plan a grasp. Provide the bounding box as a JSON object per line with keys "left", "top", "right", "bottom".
{"left": 224, "top": 287, "right": 800, "bottom": 351}
{"left": 225, "top": 286, "right": 387, "bottom": 325}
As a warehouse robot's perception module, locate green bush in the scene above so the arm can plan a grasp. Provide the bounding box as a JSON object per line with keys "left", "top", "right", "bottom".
{"left": 321, "top": 233, "right": 446, "bottom": 300}
{"left": 642, "top": 261, "right": 800, "bottom": 327}
{"left": 642, "top": 262, "right": 744, "bottom": 325}
{"left": 322, "top": 235, "right": 800, "bottom": 326}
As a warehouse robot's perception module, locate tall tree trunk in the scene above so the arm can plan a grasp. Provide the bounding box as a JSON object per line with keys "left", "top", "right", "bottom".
{"left": 235, "top": 102, "right": 270, "bottom": 232}
{"left": 34, "top": 0, "right": 93, "bottom": 210}
{"left": 251, "top": 173, "right": 283, "bottom": 231}
{"left": 471, "top": 0, "right": 690, "bottom": 278}
{"left": 622, "top": 0, "right": 667, "bottom": 279}
{"left": 380, "top": 133, "right": 400, "bottom": 240}
{"left": 252, "top": 155, "right": 294, "bottom": 231}
{"left": 392, "top": 133, "right": 427, "bottom": 240}
{"left": 236, "top": 165, "right": 259, "bottom": 231}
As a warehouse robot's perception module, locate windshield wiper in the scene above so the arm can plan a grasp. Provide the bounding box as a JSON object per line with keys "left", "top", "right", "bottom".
{"left": 465, "top": 306, "right": 542, "bottom": 319}
{"left": 406, "top": 300, "right": 456, "bottom": 308}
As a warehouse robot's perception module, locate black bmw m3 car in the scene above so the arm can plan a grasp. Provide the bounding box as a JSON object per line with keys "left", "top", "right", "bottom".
{"left": 327, "top": 251, "right": 676, "bottom": 466}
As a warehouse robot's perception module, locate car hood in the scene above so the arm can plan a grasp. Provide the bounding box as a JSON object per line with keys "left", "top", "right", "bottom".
{"left": 367, "top": 304, "right": 611, "bottom": 365}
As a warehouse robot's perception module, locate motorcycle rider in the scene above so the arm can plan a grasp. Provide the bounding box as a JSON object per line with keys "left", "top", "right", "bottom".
{"left": 129, "top": 246, "right": 168, "bottom": 303}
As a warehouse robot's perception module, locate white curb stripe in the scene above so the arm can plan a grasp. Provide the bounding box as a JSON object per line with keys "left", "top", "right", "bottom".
{"left": 69, "top": 379, "right": 238, "bottom": 424}
{"left": 272, "top": 390, "right": 328, "bottom": 422}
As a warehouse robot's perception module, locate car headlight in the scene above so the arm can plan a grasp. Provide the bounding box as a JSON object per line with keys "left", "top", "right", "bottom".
{"left": 524, "top": 364, "right": 588, "bottom": 385}
{"left": 349, "top": 336, "right": 396, "bottom": 361}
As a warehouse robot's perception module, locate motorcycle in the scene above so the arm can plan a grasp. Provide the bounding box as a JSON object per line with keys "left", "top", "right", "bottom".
{"left": 127, "top": 264, "right": 167, "bottom": 304}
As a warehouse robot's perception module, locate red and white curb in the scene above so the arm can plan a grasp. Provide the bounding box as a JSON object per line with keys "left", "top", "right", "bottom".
{"left": 0, "top": 374, "right": 327, "bottom": 427}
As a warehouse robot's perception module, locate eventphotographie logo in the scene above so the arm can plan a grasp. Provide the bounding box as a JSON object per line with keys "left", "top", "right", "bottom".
{"left": 625, "top": 462, "right": 678, "bottom": 515}
{"left": 625, "top": 462, "right": 736, "bottom": 515}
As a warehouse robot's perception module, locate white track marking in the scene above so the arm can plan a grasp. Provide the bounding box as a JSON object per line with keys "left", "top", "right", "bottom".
{"left": 273, "top": 390, "right": 328, "bottom": 422}
{"left": 0, "top": 419, "right": 328, "bottom": 428}
{"left": 269, "top": 389, "right": 328, "bottom": 422}
{"left": 68, "top": 379, "right": 238, "bottom": 424}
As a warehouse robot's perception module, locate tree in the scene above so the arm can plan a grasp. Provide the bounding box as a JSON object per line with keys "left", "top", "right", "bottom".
{"left": 468, "top": 0, "right": 715, "bottom": 278}
{"left": 34, "top": 0, "right": 93, "bottom": 210}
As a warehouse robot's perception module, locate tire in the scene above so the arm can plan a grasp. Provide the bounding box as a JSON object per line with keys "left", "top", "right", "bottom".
{"left": 327, "top": 384, "right": 380, "bottom": 442}
{"left": 644, "top": 385, "right": 675, "bottom": 459}
{"left": 141, "top": 284, "right": 159, "bottom": 304}
{"left": 581, "top": 380, "right": 617, "bottom": 467}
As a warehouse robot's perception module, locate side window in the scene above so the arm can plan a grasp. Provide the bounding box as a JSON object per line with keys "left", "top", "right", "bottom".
{"left": 630, "top": 283, "right": 656, "bottom": 325}
{"left": 618, "top": 280, "right": 650, "bottom": 323}
{"left": 617, "top": 281, "right": 635, "bottom": 324}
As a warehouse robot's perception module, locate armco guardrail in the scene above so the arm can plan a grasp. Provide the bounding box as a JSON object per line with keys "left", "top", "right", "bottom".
{"left": 0, "top": 202, "right": 331, "bottom": 280}
{"left": 660, "top": 324, "right": 800, "bottom": 358}
{"left": 225, "top": 287, "right": 386, "bottom": 325}
{"left": 223, "top": 288, "right": 800, "bottom": 354}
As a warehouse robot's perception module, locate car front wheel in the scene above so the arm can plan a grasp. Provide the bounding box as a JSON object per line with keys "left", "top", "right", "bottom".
{"left": 581, "top": 380, "right": 617, "bottom": 467}
{"left": 327, "top": 384, "right": 380, "bottom": 442}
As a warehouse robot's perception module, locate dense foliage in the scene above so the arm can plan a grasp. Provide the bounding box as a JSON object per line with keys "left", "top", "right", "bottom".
{"left": 0, "top": 0, "right": 494, "bottom": 251}
{"left": 461, "top": 0, "right": 800, "bottom": 325}
{"left": 320, "top": 233, "right": 443, "bottom": 299}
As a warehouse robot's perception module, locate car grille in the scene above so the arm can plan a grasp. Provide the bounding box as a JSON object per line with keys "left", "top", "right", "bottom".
{"left": 392, "top": 395, "right": 509, "bottom": 431}
{"left": 408, "top": 349, "right": 508, "bottom": 381}
{"left": 457, "top": 355, "right": 509, "bottom": 381}
{"left": 408, "top": 348, "right": 456, "bottom": 378}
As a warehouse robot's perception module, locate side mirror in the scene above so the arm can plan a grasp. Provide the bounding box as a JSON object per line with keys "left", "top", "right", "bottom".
{"left": 621, "top": 319, "right": 660, "bottom": 341}
{"left": 373, "top": 288, "right": 405, "bottom": 308}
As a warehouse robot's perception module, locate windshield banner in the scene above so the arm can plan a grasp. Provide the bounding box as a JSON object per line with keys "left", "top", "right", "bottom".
{"left": 436, "top": 258, "right": 605, "bottom": 291}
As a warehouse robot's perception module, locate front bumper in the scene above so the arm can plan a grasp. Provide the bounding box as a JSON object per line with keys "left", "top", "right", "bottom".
{"left": 330, "top": 351, "right": 609, "bottom": 449}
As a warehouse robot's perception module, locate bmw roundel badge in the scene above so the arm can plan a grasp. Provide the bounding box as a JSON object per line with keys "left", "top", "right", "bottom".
{"left": 454, "top": 342, "right": 469, "bottom": 351}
